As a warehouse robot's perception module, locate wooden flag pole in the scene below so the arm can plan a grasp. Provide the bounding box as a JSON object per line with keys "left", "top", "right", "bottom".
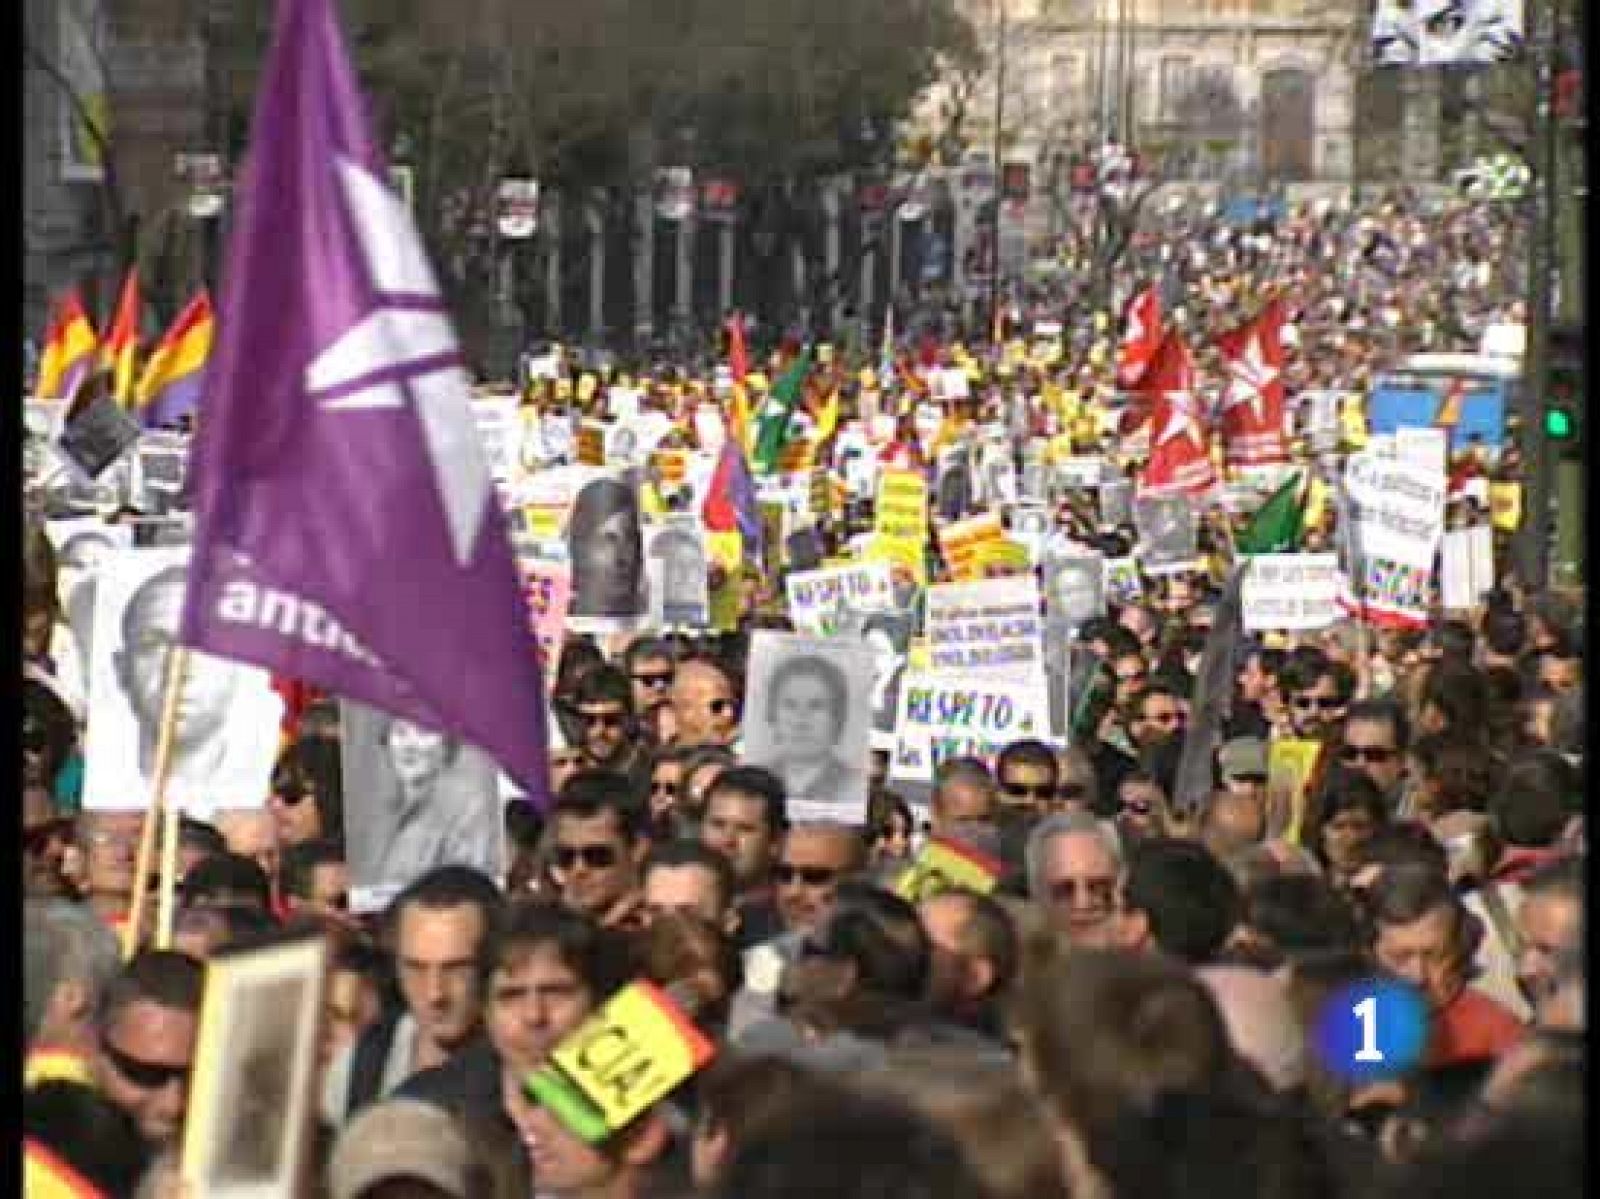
{"left": 122, "top": 646, "right": 191, "bottom": 960}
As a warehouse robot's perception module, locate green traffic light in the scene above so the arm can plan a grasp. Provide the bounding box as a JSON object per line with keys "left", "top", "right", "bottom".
{"left": 1545, "top": 408, "right": 1575, "bottom": 440}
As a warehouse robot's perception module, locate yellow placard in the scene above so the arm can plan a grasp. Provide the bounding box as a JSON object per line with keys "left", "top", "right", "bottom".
{"left": 577, "top": 373, "right": 597, "bottom": 402}
{"left": 552, "top": 982, "right": 715, "bottom": 1133}
{"left": 706, "top": 530, "right": 743, "bottom": 631}
{"left": 650, "top": 449, "right": 688, "bottom": 488}
{"left": 973, "top": 538, "right": 1031, "bottom": 576}
{"left": 937, "top": 513, "right": 1005, "bottom": 581}
{"left": 894, "top": 836, "right": 1003, "bottom": 904}
{"left": 1268, "top": 738, "right": 1324, "bottom": 845}
{"left": 874, "top": 470, "right": 928, "bottom": 541}
{"left": 24, "top": 1142, "right": 102, "bottom": 1199}
{"left": 577, "top": 423, "right": 606, "bottom": 466}
{"left": 521, "top": 503, "right": 566, "bottom": 543}
{"left": 907, "top": 637, "right": 932, "bottom": 671}
{"left": 1490, "top": 482, "right": 1522, "bottom": 532}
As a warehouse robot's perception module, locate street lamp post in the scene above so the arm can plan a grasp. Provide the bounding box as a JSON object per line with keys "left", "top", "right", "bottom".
{"left": 989, "top": 0, "right": 1007, "bottom": 346}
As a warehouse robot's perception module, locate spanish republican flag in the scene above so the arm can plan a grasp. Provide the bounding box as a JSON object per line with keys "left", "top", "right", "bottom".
{"left": 135, "top": 290, "right": 213, "bottom": 428}
{"left": 35, "top": 290, "right": 98, "bottom": 401}
{"left": 100, "top": 268, "right": 142, "bottom": 406}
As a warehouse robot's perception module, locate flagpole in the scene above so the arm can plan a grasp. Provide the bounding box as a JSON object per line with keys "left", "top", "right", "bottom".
{"left": 122, "top": 646, "right": 191, "bottom": 960}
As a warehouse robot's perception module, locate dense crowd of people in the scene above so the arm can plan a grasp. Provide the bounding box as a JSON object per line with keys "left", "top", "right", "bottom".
{"left": 21, "top": 184, "right": 1584, "bottom": 1199}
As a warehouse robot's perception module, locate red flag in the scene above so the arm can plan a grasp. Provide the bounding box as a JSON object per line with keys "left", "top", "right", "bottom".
{"left": 1116, "top": 285, "right": 1162, "bottom": 389}
{"left": 1139, "top": 333, "right": 1218, "bottom": 498}
{"left": 726, "top": 313, "right": 749, "bottom": 382}
{"left": 1214, "top": 297, "right": 1289, "bottom": 468}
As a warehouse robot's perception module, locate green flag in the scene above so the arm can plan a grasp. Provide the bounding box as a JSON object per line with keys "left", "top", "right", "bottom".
{"left": 752, "top": 348, "right": 813, "bottom": 474}
{"left": 1236, "top": 471, "right": 1305, "bottom": 556}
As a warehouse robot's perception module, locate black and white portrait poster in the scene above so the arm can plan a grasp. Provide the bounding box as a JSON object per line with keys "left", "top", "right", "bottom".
{"left": 1006, "top": 502, "right": 1053, "bottom": 565}
{"left": 46, "top": 518, "right": 133, "bottom": 696}
{"left": 645, "top": 517, "right": 710, "bottom": 629}
{"left": 565, "top": 470, "right": 647, "bottom": 631}
{"left": 340, "top": 701, "right": 504, "bottom": 913}
{"left": 1134, "top": 494, "right": 1200, "bottom": 574}
{"left": 742, "top": 632, "right": 875, "bottom": 825}
{"left": 82, "top": 548, "right": 283, "bottom": 818}
{"left": 1044, "top": 552, "right": 1107, "bottom": 630}
{"left": 1099, "top": 474, "right": 1134, "bottom": 528}
{"left": 841, "top": 610, "right": 917, "bottom": 752}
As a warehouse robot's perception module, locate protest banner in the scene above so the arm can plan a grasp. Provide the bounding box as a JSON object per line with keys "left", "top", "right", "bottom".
{"left": 520, "top": 558, "right": 571, "bottom": 684}
{"left": 1394, "top": 426, "right": 1448, "bottom": 474}
{"left": 785, "top": 561, "right": 896, "bottom": 636}
{"left": 1339, "top": 452, "right": 1447, "bottom": 628}
{"left": 1134, "top": 493, "right": 1199, "bottom": 574}
{"left": 1267, "top": 738, "right": 1324, "bottom": 844}
{"left": 1005, "top": 501, "right": 1051, "bottom": 563}
{"left": 937, "top": 512, "right": 1005, "bottom": 581}
{"left": 529, "top": 981, "right": 715, "bottom": 1144}
{"left": 973, "top": 538, "right": 1032, "bottom": 576}
{"left": 871, "top": 470, "right": 929, "bottom": 583}
{"left": 1051, "top": 455, "right": 1103, "bottom": 492}
{"left": 1241, "top": 553, "right": 1344, "bottom": 632}
{"left": 645, "top": 518, "right": 710, "bottom": 629}
{"left": 894, "top": 835, "right": 1004, "bottom": 904}
{"left": 471, "top": 395, "right": 522, "bottom": 484}
{"left": 1440, "top": 526, "right": 1495, "bottom": 611}
{"left": 1489, "top": 481, "right": 1522, "bottom": 532}
{"left": 1099, "top": 475, "right": 1134, "bottom": 527}
{"left": 924, "top": 576, "right": 1044, "bottom": 675}
{"left": 890, "top": 670, "right": 1053, "bottom": 783}
{"left": 1104, "top": 555, "right": 1143, "bottom": 604}
{"left": 1043, "top": 552, "right": 1106, "bottom": 629}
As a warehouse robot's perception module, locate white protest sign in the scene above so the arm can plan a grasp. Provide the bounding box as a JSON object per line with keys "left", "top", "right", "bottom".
{"left": 1440, "top": 526, "right": 1496, "bottom": 611}
{"left": 472, "top": 396, "right": 522, "bottom": 483}
{"left": 1395, "top": 426, "right": 1448, "bottom": 475}
{"left": 1242, "top": 554, "right": 1344, "bottom": 632}
{"left": 924, "top": 576, "right": 1044, "bottom": 675}
{"left": 785, "top": 562, "right": 896, "bottom": 636}
{"left": 890, "top": 671, "right": 1054, "bottom": 784}
{"left": 1340, "top": 452, "right": 1447, "bottom": 628}
{"left": 1052, "top": 456, "right": 1103, "bottom": 491}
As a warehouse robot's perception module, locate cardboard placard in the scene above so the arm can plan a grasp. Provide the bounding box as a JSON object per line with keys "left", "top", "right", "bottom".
{"left": 1242, "top": 554, "right": 1344, "bottom": 632}
{"left": 890, "top": 670, "right": 1052, "bottom": 783}
{"left": 923, "top": 577, "right": 1044, "bottom": 676}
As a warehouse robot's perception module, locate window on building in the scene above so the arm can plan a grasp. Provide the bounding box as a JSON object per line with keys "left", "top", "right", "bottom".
{"left": 1159, "top": 55, "right": 1195, "bottom": 121}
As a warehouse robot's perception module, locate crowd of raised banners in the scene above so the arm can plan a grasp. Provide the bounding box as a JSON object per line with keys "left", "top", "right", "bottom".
{"left": 24, "top": 278, "right": 1518, "bottom": 830}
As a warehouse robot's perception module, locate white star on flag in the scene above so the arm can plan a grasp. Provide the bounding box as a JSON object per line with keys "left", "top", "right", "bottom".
{"left": 1157, "top": 389, "right": 1204, "bottom": 447}
{"left": 1222, "top": 334, "right": 1279, "bottom": 425}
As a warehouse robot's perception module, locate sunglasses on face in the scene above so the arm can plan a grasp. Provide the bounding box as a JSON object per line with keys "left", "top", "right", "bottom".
{"left": 273, "top": 789, "right": 312, "bottom": 807}
{"left": 1001, "top": 781, "right": 1054, "bottom": 801}
{"left": 633, "top": 671, "right": 674, "bottom": 689}
{"left": 100, "top": 1035, "right": 190, "bottom": 1091}
{"left": 1293, "top": 695, "right": 1345, "bottom": 711}
{"left": 553, "top": 844, "right": 620, "bottom": 870}
{"left": 775, "top": 863, "right": 839, "bottom": 887}
{"left": 578, "top": 709, "right": 627, "bottom": 730}
{"left": 1340, "top": 744, "right": 1398, "bottom": 764}
{"left": 1056, "top": 783, "right": 1089, "bottom": 803}
{"left": 1047, "top": 876, "right": 1117, "bottom": 906}
{"left": 650, "top": 778, "right": 680, "bottom": 797}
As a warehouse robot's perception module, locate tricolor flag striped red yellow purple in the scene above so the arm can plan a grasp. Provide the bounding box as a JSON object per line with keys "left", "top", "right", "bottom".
{"left": 135, "top": 290, "right": 214, "bottom": 428}
{"left": 24, "top": 1140, "right": 106, "bottom": 1198}
{"left": 36, "top": 289, "right": 98, "bottom": 401}
{"left": 101, "top": 268, "right": 142, "bottom": 406}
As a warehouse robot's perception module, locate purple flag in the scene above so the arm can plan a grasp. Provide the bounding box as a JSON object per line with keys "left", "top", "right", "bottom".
{"left": 178, "top": 0, "right": 551, "bottom": 806}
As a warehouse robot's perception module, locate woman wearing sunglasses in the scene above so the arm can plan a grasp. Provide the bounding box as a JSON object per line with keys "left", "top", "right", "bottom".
{"left": 266, "top": 736, "right": 344, "bottom": 850}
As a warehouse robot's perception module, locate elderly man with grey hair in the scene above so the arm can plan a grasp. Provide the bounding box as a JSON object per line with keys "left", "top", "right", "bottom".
{"left": 25, "top": 897, "right": 122, "bottom": 1084}
{"left": 1025, "top": 811, "right": 1125, "bottom": 946}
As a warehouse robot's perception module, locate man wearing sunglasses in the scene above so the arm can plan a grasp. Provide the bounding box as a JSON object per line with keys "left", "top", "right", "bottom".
{"left": 995, "top": 741, "right": 1059, "bottom": 818}
{"left": 91, "top": 949, "right": 203, "bottom": 1150}
{"left": 1026, "top": 812, "right": 1125, "bottom": 947}
{"left": 549, "top": 774, "right": 648, "bottom": 932}
{"left": 624, "top": 636, "right": 678, "bottom": 723}
{"left": 23, "top": 785, "right": 77, "bottom": 899}
{"left": 1280, "top": 650, "right": 1351, "bottom": 740}
{"left": 774, "top": 822, "right": 865, "bottom": 935}
{"left": 1338, "top": 699, "right": 1410, "bottom": 810}
{"left": 671, "top": 656, "right": 740, "bottom": 750}
{"left": 570, "top": 666, "right": 644, "bottom": 783}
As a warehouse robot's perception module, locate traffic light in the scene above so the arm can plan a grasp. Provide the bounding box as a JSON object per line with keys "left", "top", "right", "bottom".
{"left": 1545, "top": 405, "right": 1575, "bottom": 441}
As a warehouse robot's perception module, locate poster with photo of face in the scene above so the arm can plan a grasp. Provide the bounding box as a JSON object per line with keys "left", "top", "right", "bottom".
{"left": 82, "top": 547, "right": 283, "bottom": 818}
{"left": 645, "top": 516, "right": 710, "bottom": 629}
{"left": 1134, "top": 494, "right": 1199, "bottom": 574}
{"left": 340, "top": 701, "right": 505, "bottom": 913}
{"left": 1044, "top": 552, "right": 1107, "bottom": 630}
{"left": 742, "top": 632, "right": 875, "bottom": 825}
{"left": 565, "top": 470, "right": 647, "bottom": 631}
{"left": 835, "top": 608, "right": 917, "bottom": 751}
{"left": 46, "top": 518, "right": 134, "bottom": 675}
